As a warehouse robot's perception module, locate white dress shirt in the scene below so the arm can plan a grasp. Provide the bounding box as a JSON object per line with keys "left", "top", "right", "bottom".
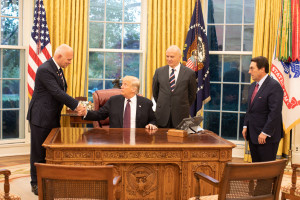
{"left": 169, "top": 63, "right": 181, "bottom": 84}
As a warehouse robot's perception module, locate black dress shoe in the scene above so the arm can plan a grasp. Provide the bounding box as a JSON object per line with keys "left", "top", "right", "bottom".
{"left": 31, "top": 184, "right": 38, "bottom": 195}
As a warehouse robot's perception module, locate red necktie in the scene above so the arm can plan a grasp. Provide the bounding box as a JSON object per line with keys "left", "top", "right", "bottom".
{"left": 123, "top": 99, "right": 131, "bottom": 128}
{"left": 250, "top": 83, "right": 259, "bottom": 104}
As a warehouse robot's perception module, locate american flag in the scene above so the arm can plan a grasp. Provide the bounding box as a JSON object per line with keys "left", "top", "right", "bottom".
{"left": 28, "top": 0, "right": 52, "bottom": 98}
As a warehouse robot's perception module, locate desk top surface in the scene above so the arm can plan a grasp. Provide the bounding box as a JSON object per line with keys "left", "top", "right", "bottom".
{"left": 43, "top": 128, "right": 236, "bottom": 149}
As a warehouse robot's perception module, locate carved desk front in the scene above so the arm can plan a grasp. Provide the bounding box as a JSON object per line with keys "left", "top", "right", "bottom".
{"left": 43, "top": 128, "right": 236, "bottom": 200}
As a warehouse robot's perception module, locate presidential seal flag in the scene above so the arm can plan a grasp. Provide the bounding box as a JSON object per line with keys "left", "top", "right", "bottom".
{"left": 27, "top": 0, "right": 52, "bottom": 99}
{"left": 271, "top": 0, "right": 300, "bottom": 133}
{"left": 183, "top": 0, "right": 210, "bottom": 117}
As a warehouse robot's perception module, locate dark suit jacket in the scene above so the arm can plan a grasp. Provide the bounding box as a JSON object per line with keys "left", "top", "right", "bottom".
{"left": 244, "top": 75, "right": 284, "bottom": 144}
{"left": 27, "top": 58, "right": 78, "bottom": 129}
{"left": 84, "top": 95, "right": 156, "bottom": 128}
{"left": 152, "top": 64, "right": 197, "bottom": 127}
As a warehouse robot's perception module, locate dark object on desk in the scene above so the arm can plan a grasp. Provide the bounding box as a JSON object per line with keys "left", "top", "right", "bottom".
{"left": 92, "top": 88, "right": 122, "bottom": 128}
{"left": 112, "top": 77, "right": 121, "bottom": 89}
{"left": 176, "top": 116, "right": 203, "bottom": 133}
{"left": 190, "top": 159, "right": 286, "bottom": 200}
{"left": 35, "top": 163, "right": 121, "bottom": 200}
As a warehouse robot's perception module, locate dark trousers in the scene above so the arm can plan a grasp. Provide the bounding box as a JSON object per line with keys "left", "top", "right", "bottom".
{"left": 30, "top": 123, "right": 52, "bottom": 186}
{"left": 158, "top": 114, "right": 174, "bottom": 128}
{"left": 248, "top": 140, "right": 280, "bottom": 196}
{"left": 249, "top": 140, "right": 280, "bottom": 162}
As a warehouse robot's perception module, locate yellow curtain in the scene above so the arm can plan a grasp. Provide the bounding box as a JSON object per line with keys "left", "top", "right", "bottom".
{"left": 44, "top": 0, "right": 89, "bottom": 126}
{"left": 145, "top": 0, "right": 204, "bottom": 98}
{"left": 244, "top": 0, "right": 290, "bottom": 162}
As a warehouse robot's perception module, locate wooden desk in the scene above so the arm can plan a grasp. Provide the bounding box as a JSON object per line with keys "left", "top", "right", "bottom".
{"left": 43, "top": 128, "right": 236, "bottom": 200}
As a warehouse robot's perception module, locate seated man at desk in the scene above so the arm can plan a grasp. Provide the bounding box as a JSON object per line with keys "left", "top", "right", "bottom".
{"left": 78, "top": 76, "right": 157, "bottom": 129}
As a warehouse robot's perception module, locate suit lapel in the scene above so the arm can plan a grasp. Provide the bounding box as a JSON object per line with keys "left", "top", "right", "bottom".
{"left": 119, "top": 96, "right": 125, "bottom": 127}
{"left": 175, "top": 65, "right": 186, "bottom": 91}
{"left": 136, "top": 95, "right": 142, "bottom": 127}
{"left": 249, "top": 76, "right": 270, "bottom": 109}
{"left": 50, "top": 58, "right": 66, "bottom": 91}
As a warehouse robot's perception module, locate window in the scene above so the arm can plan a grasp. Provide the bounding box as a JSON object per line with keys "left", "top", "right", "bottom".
{"left": 203, "top": 0, "right": 255, "bottom": 140}
{"left": 0, "top": 0, "right": 25, "bottom": 141}
{"left": 88, "top": 0, "right": 144, "bottom": 101}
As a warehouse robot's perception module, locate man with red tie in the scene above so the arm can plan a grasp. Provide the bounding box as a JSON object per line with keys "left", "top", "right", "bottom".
{"left": 242, "top": 56, "right": 284, "bottom": 162}
{"left": 78, "top": 76, "right": 157, "bottom": 130}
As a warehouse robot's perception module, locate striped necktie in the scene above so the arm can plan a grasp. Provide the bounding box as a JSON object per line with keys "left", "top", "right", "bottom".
{"left": 58, "top": 68, "right": 65, "bottom": 90}
{"left": 169, "top": 69, "right": 175, "bottom": 92}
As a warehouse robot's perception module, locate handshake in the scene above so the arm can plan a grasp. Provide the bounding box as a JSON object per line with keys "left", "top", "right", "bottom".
{"left": 75, "top": 103, "right": 88, "bottom": 116}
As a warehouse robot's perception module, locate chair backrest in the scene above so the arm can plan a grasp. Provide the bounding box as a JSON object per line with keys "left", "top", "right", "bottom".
{"left": 92, "top": 89, "right": 122, "bottom": 128}
{"left": 218, "top": 159, "right": 286, "bottom": 200}
{"left": 35, "top": 163, "right": 114, "bottom": 200}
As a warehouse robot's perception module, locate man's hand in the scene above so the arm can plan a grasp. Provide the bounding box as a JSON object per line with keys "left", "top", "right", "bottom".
{"left": 145, "top": 124, "right": 157, "bottom": 130}
{"left": 75, "top": 104, "right": 87, "bottom": 116}
{"left": 242, "top": 128, "right": 247, "bottom": 140}
{"left": 258, "top": 133, "right": 267, "bottom": 144}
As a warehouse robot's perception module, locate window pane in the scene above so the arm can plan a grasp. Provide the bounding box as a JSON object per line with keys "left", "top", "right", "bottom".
{"left": 2, "top": 110, "right": 19, "bottom": 139}
{"left": 124, "top": 53, "right": 140, "bottom": 77}
{"left": 207, "top": 0, "right": 224, "bottom": 23}
{"left": 105, "top": 23, "right": 122, "bottom": 49}
{"left": 1, "top": 0, "right": 19, "bottom": 17}
{"left": 89, "top": 0, "right": 104, "bottom": 21}
{"left": 88, "top": 80, "right": 103, "bottom": 101}
{"left": 105, "top": 52, "right": 122, "bottom": 79}
{"left": 243, "top": 25, "right": 254, "bottom": 51}
{"left": 242, "top": 55, "right": 251, "bottom": 83}
{"left": 3, "top": 49, "right": 19, "bottom": 78}
{"left": 105, "top": 80, "right": 114, "bottom": 89}
{"left": 1, "top": 17, "right": 19, "bottom": 45}
{"left": 204, "top": 83, "right": 220, "bottom": 110}
{"left": 106, "top": 0, "right": 122, "bottom": 22}
{"left": 244, "top": 0, "right": 255, "bottom": 23}
{"left": 89, "top": 52, "right": 104, "bottom": 78}
{"left": 239, "top": 113, "right": 245, "bottom": 140}
{"left": 226, "top": 0, "right": 243, "bottom": 23}
{"left": 222, "top": 84, "right": 239, "bottom": 111}
{"left": 225, "top": 25, "right": 241, "bottom": 51}
{"left": 223, "top": 55, "right": 240, "bottom": 82}
{"left": 240, "top": 84, "right": 249, "bottom": 112}
{"left": 124, "top": 0, "right": 141, "bottom": 22}
{"left": 2, "top": 80, "right": 19, "bottom": 108}
{"left": 203, "top": 111, "right": 220, "bottom": 135}
{"left": 124, "top": 24, "right": 140, "bottom": 49}
{"left": 207, "top": 25, "right": 223, "bottom": 51}
{"left": 221, "top": 113, "right": 238, "bottom": 139}
{"left": 209, "top": 54, "right": 221, "bottom": 81}
{"left": 89, "top": 22, "right": 104, "bottom": 48}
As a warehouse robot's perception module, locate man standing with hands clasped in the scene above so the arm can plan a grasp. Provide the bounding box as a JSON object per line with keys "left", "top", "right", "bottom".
{"left": 27, "top": 44, "right": 85, "bottom": 195}
{"left": 242, "top": 56, "right": 284, "bottom": 162}
{"left": 152, "top": 45, "right": 197, "bottom": 128}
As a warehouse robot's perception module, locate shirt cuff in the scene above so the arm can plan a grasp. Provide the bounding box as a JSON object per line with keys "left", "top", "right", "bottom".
{"left": 262, "top": 132, "right": 271, "bottom": 137}
{"left": 243, "top": 126, "right": 247, "bottom": 129}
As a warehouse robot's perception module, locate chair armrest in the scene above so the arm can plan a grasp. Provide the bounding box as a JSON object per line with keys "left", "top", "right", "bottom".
{"left": 194, "top": 172, "right": 219, "bottom": 187}
{"left": 0, "top": 169, "right": 11, "bottom": 198}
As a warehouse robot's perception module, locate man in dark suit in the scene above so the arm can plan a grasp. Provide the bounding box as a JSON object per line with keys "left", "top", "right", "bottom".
{"left": 242, "top": 56, "right": 284, "bottom": 162}
{"left": 78, "top": 76, "right": 157, "bottom": 129}
{"left": 27, "top": 44, "right": 85, "bottom": 195}
{"left": 152, "top": 45, "right": 197, "bottom": 128}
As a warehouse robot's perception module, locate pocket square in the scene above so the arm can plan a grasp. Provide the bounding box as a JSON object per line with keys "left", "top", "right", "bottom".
{"left": 138, "top": 105, "right": 141, "bottom": 108}
{"left": 258, "top": 97, "right": 262, "bottom": 98}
